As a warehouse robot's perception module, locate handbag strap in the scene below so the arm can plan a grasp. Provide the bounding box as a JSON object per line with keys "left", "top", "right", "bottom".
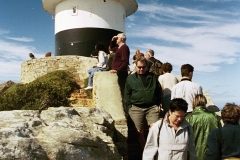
{"left": 157, "top": 119, "right": 164, "bottom": 147}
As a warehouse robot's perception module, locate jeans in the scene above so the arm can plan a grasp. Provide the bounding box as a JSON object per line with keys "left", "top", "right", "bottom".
{"left": 87, "top": 67, "right": 106, "bottom": 86}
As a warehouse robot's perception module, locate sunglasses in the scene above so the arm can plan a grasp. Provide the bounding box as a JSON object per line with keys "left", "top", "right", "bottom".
{"left": 137, "top": 66, "right": 146, "bottom": 69}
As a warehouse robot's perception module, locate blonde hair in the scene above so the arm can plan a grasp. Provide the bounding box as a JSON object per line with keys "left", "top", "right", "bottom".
{"left": 135, "top": 52, "right": 144, "bottom": 59}
{"left": 192, "top": 94, "right": 207, "bottom": 109}
{"left": 135, "top": 49, "right": 140, "bottom": 55}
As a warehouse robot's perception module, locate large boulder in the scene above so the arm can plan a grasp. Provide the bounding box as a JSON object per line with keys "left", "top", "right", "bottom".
{"left": 0, "top": 107, "right": 125, "bottom": 160}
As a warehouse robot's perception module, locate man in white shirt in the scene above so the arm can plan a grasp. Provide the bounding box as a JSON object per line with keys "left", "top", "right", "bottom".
{"left": 171, "top": 64, "right": 203, "bottom": 112}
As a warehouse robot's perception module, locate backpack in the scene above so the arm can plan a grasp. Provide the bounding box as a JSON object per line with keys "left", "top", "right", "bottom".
{"left": 149, "top": 59, "right": 163, "bottom": 77}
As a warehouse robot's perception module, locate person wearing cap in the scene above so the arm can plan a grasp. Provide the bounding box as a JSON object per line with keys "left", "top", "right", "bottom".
{"left": 109, "top": 33, "right": 130, "bottom": 98}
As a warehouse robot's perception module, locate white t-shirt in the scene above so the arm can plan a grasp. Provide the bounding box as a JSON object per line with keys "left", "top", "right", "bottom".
{"left": 96, "top": 51, "right": 108, "bottom": 68}
{"left": 171, "top": 79, "right": 203, "bottom": 112}
{"left": 158, "top": 73, "right": 179, "bottom": 97}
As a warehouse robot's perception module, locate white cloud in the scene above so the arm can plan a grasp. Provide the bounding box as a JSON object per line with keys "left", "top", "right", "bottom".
{"left": 0, "top": 39, "right": 37, "bottom": 60}
{"left": 0, "top": 39, "right": 44, "bottom": 82}
{"left": 138, "top": 3, "right": 220, "bottom": 22}
{"left": 0, "top": 60, "right": 22, "bottom": 81}
{"left": 127, "top": 2, "right": 240, "bottom": 73}
{"left": 6, "top": 36, "right": 35, "bottom": 42}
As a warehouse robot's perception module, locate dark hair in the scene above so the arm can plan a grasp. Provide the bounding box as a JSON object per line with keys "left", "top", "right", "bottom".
{"left": 95, "top": 42, "right": 107, "bottom": 53}
{"left": 181, "top": 64, "right": 194, "bottom": 77}
{"left": 221, "top": 103, "right": 240, "bottom": 124}
{"left": 108, "top": 46, "right": 113, "bottom": 52}
{"left": 169, "top": 98, "right": 188, "bottom": 113}
{"left": 162, "top": 62, "right": 172, "bottom": 73}
{"left": 29, "top": 53, "right": 35, "bottom": 58}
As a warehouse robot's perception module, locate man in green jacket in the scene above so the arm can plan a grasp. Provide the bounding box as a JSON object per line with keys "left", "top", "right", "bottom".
{"left": 185, "top": 94, "right": 221, "bottom": 160}
{"left": 124, "top": 56, "right": 162, "bottom": 151}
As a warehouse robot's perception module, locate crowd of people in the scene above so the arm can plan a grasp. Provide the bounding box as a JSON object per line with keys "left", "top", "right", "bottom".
{"left": 84, "top": 32, "right": 240, "bottom": 160}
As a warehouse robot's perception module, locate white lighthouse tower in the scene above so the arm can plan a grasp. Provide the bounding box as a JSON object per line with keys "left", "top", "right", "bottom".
{"left": 42, "top": 0, "right": 138, "bottom": 56}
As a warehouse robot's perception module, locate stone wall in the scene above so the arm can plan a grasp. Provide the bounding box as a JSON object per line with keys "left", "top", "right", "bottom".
{"left": 20, "top": 56, "right": 97, "bottom": 88}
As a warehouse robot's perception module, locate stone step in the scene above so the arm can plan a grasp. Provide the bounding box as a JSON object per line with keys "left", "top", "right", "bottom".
{"left": 69, "top": 98, "right": 94, "bottom": 107}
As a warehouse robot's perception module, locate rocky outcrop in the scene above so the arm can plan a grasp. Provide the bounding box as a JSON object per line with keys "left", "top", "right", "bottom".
{"left": 14, "top": 56, "right": 217, "bottom": 160}
{"left": 0, "top": 80, "right": 15, "bottom": 94}
{"left": 0, "top": 107, "right": 126, "bottom": 160}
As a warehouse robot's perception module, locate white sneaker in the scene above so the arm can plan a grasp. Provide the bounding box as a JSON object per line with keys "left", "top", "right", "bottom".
{"left": 84, "top": 86, "right": 93, "bottom": 90}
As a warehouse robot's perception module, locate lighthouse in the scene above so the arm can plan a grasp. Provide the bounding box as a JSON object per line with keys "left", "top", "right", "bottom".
{"left": 42, "top": 0, "right": 138, "bottom": 56}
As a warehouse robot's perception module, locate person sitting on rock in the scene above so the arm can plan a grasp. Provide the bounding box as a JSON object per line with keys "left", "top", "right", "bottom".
{"left": 85, "top": 42, "right": 108, "bottom": 90}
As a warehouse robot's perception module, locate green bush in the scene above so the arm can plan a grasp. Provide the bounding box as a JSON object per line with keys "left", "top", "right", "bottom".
{"left": 0, "top": 70, "right": 80, "bottom": 111}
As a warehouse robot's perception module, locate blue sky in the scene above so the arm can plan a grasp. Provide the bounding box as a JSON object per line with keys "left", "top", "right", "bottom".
{"left": 0, "top": 0, "right": 239, "bottom": 109}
